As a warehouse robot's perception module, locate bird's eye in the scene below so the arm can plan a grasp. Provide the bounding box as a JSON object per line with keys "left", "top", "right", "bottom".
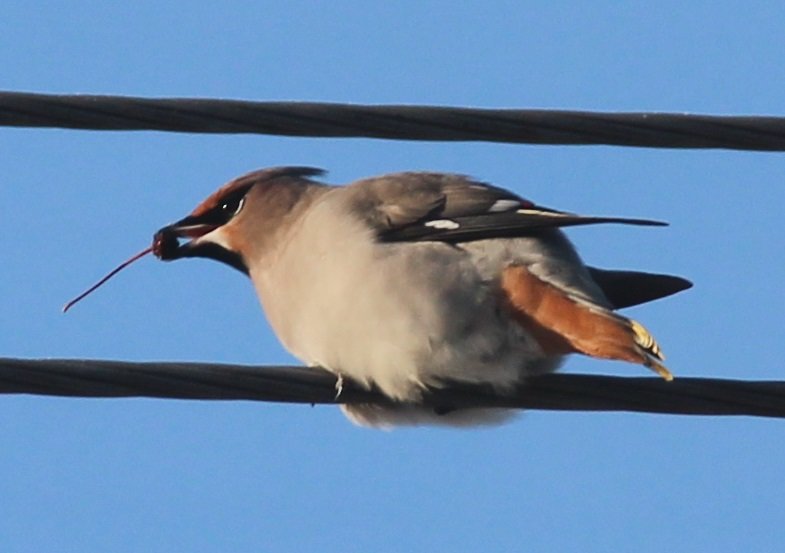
{"left": 219, "top": 196, "right": 245, "bottom": 217}
{"left": 205, "top": 184, "right": 252, "bottom": 226}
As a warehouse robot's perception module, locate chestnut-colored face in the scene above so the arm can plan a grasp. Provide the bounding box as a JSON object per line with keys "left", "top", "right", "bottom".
{"left": 150, "top": 180, "right": 252, "bottom": 273}
{"left": 150, "top": 166, "right": 326, "bottom": 274}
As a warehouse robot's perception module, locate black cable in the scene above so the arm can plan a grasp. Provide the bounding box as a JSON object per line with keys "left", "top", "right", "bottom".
{"left": 4, "top": 92, "right": 784, "bottom": 418}
{"left": 3, "top": 91, "right": 785, "bottom": 150}
{"left": 3, "top": 358, "right": 784, "bottom": 417}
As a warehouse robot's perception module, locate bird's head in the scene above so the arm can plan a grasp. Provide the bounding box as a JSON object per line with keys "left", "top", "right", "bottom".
{"left": 62, "top": 166, "right": 325, "bottom": 312}
{"left": 153, "top": 166, "right": 326, "bottom": 274}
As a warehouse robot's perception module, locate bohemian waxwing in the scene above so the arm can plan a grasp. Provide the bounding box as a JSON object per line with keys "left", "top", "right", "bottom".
{"left": 151, "top": 167, "right": 690, "bottom": 427}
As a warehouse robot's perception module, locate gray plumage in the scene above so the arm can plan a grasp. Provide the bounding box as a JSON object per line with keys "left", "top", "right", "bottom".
{"left": 154, "top": 167, "right": 690, "bottom": 428}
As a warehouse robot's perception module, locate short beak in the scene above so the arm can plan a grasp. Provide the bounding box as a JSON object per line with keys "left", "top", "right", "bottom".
{"left": 152, "top": 215, "right": 249, "bottom": 274}
{"left": 152, "top": 215, "right": 218, "bottom": 260}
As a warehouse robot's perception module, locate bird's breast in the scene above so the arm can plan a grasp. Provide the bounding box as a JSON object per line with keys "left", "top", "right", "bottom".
{"left": 247, "top": 201, "right": 586, "bottom": 400}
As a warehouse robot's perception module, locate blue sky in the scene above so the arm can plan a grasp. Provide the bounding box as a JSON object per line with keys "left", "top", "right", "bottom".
{"left": 2, "top": 2, "right": 785, "bottom": 552}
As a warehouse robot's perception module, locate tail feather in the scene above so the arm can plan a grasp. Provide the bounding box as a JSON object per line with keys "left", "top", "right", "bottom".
{"left": 629, "top": 319, "right": 673, "bottom": 380}
{"left": 500, "top": 264, "right": 674, "bottom": 380}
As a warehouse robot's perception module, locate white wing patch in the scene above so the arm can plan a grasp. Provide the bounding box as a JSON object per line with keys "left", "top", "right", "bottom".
{"left": 489, "top": 199, "right": 522, "bottom": 212}
{"left": 517, "top": 208, "right": 569, "bottom": 217}
{"left": 424, "top": 219, "right": 460, "bottom": 230}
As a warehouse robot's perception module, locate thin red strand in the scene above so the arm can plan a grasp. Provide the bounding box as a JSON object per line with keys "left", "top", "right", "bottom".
{"left": 62, "top": 247, "right": 153, "bottom": 313}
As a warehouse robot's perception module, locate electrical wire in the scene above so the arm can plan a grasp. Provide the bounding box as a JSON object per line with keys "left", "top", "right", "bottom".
{"left": 3, "top": 358, "right": 785, "bottom": 417}
{"left": 3, "top": 90, "right": 785, "bottom": 417}
{"left": 3, "top": 91, "right": 785, "bottom": 150}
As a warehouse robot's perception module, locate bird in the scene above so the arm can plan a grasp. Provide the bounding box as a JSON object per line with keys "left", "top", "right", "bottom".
{"left": 151, "top": 167, "right": 690, "bottom": 427}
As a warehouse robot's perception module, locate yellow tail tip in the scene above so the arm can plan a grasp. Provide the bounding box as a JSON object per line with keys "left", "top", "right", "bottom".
{"left": 629, "top": 319, "right": 665, "bottom": 360}
{"left": 627, "top": 319, "right": 673, "bottom": 380}
{"left": 650, "top": 361, "right": 674, "bottom": 381}
{"left": 644, "top": 351, "right": 674, "bottom": 380}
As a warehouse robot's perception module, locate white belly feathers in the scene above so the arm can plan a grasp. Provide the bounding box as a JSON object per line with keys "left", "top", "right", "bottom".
{"left": 249, "top": 190, "right": 574, "bottom": 401}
